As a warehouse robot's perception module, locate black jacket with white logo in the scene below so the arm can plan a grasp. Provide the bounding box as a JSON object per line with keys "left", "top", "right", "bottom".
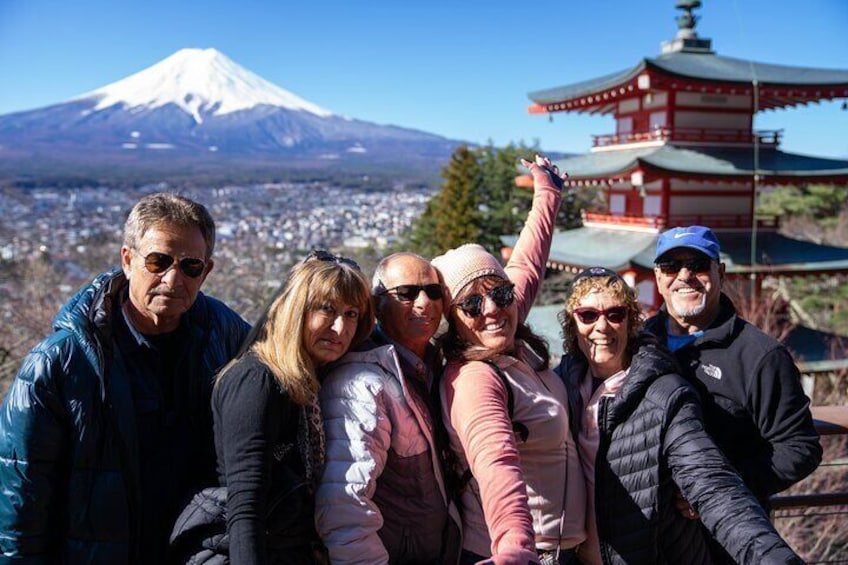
{"left": 645, "top": 294, "right": 822, "bottom": 504}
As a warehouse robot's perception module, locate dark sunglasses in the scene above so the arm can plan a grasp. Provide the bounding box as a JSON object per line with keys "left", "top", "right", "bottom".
{"left": 381, "top": 284, "right": 443, "bottom": 302}
{"left": 138, "top": 251, "right": 206, "bottom": 279}
{"left": 305, "top": 249, "right": 361, "bottom": 271}
{"left": 655, "top": 256, "right": 713, "bottom": 275}
{"left": 573, "top": 306, "right": 628, "bottom": 325}
{"left": 455, "top": 284, "right": 515, "bottom": 318}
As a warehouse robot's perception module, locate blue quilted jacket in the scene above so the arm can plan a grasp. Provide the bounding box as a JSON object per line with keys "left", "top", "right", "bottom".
{"left": 0, "top": 270, "right": 249, "bottom": 564}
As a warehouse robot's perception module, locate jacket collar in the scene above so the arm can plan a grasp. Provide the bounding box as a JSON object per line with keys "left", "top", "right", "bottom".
{"left": 649, "top": 293, "right": 738, "bottom": 350}
{"left": 560, "top": 333, "right": 681, "bottom": 432}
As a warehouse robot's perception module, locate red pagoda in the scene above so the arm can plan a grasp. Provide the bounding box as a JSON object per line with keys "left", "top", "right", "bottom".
{"left": 509, "top": 0, "right": 848, "bottom": 310}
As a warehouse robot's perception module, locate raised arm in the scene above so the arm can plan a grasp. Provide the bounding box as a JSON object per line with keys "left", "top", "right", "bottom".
{"left": 316, "top": 366, "right": 393, "bottom": 565}
{"left": 507, "top": 155, "right": 564, "bottom": 323}
{"left": 442, "top": 361, "right": 536, "bottom": 556}
{"left": 663, "top": 381, "right": 801, "bottom": 564}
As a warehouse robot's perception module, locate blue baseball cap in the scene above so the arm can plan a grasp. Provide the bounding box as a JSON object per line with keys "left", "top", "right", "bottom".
{"left": 655, "top": 225, "right": 721, "bottom": 262}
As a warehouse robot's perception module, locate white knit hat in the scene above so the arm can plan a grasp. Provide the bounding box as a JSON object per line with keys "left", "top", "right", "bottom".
{"left": 431, "top": 244, "right": 508, "bottom": 301}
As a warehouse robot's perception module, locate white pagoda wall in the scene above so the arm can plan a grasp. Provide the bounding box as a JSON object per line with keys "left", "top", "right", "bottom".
{"left": 674, "top": 111, "right": 749, "bottom": 130}
{"left": 675, "top": 92, "right": 751, "bottom": 109}
{"left": 668, "top": 196, "right": 751, "bottom": 215}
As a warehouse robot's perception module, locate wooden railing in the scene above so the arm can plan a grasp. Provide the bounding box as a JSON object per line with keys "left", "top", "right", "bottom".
{"left": 581, "top": 212, "right": 779, "bottom": 231}
{"left": 771, "top": 405, "right": 848, "bottom": 510}
{"left": 770, "top": 405, "right": 848, "bottom": 562}
{"left": 592, "top": 128, "right": 783, "bottom": 148}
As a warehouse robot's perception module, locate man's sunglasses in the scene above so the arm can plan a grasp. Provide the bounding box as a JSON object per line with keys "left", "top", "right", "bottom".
{"left": 455, "top": 284, "right": 515, "bottom": 318}
{"left": 138, "top": 251, "right": 206, "bottom": 279}
{"left": 573, "top": 306, "right": 628, "bottom": 325}
{"left": 305, "top": 249, "right": 361, "bottom": 271}
{"left": 655, "top": 256, "right": 713, "bottom": 275}
{"left": 381, "top": 284, "right": 443, "bottom": 302}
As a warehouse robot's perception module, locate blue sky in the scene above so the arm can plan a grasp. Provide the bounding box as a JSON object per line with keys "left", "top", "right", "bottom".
{"left": 1, "top": 0, "right": 846, "bottom": 157}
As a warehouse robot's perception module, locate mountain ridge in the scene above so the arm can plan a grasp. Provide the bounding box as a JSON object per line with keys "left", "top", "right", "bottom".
{"left": 0, "top": 48, "right": 464, "bottom": 185}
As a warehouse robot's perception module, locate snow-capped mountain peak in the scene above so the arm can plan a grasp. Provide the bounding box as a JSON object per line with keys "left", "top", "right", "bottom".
{"left": 76, "top": 47, "right": 333, "bottom": 123}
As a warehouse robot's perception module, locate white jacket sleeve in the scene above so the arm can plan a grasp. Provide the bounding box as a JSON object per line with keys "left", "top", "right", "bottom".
{"left": 316, "top": 365, "right": 393, "bottom": 565}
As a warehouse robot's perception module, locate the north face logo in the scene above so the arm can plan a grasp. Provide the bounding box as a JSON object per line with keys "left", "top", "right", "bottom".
{"left": 700, "top": 363, "right": 722, "bottom": 380}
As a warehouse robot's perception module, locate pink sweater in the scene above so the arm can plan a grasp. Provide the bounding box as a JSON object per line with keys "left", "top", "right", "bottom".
{"left": 440, "top": 174, "right": 586, "bottom": 557}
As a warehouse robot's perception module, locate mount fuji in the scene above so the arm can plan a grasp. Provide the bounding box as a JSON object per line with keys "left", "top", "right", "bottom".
{"left": 0, "top": 48, "right": 462, "bottom": 183}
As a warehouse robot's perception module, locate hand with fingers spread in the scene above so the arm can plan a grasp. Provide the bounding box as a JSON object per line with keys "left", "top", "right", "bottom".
{"left": 520, "top": 154, "right": 567, "bottom": 193}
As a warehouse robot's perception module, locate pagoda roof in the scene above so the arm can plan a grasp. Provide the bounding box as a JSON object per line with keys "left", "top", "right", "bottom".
{"left": 552, "top": 145, "right": 848, "bottom": 182}
{"left": 502, "top": 226, "right": 657, "bottom": 272}
{"left": 502, "top": 227, "right": 848, "bottom": 276}
{"left": 529, "top": 51, "right": 848, "bottom": 113}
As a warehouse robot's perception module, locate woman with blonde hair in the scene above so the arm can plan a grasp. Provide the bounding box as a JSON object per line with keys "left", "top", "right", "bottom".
{"left": 178, "top": 250, "right": 374, "bottom": 565}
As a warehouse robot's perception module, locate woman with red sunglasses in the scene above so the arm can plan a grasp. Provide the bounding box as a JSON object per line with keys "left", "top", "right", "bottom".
{"left": 432, "top": 155, "right": 586, "bottom": 565}
{"left": 556, "top": 268, "right": 800, "bottom": 564}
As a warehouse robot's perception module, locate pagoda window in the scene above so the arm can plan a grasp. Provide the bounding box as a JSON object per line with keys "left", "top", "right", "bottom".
{"left": 618, "top": 99, "right": 640, "bottom": 114}
{"left": 643, "top": 195, "right": 662, "bottom": 216}
{"left": 649, "top": 111, "right": 667, "bottom": 130}
{"left": 669, "top": 196, "right": 751, "bottom": 216}
{"left": 677, "top": 92, "right": 751, "bottom": 109}
{"left": 617, "top": 116, "right": 633, "bottom": 135}
{"left": 643, "top": 92, "right": 668, "bottom": 108}
{"left": 674, "top": 111, "right": 748, "bottom": 130}
{"left": 610, "top": 193, "right": 626, "bottom": 214}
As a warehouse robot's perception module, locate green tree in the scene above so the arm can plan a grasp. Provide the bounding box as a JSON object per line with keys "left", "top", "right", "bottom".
{"left": 405, "top": 194, "right": 443, "bottom": 258}
{"left": 402, "top": 143, "right": 608, "bottom": 257}
{"left": 759, "top": 183, "right": 848, "bottom": 223}
{"left": 433, "top": 145, "right": 485, "bottom": 253}
{"left": 477, "top": 142, "right": 535, "bottom": 249}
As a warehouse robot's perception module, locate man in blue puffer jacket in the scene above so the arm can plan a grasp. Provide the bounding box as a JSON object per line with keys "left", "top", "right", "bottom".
{"left": 0, "top": 193, "right": 250, "bottom": 564}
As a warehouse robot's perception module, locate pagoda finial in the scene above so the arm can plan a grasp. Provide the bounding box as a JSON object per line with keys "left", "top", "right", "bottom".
{"left": 661, "top": 0, "right": 713, "bottom": 54}
{"left": 675, "top": 0, "right": 701, "bottom": 39}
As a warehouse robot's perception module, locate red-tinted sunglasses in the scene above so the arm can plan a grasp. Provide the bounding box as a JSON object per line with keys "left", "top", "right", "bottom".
{"left": 573, "top": 306, "right": 627, "bottom": 325}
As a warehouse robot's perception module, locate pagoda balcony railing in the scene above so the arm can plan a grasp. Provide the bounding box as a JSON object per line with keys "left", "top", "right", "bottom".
{"left": 582, "top": 212, "right": 779, "bottom": 231}
{"left": 592, "top": 128, "right": 782, "bottom": 148}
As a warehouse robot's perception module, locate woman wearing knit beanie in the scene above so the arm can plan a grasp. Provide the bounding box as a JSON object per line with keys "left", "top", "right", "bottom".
{"left": 432, "top": 155, "right": 586, "bottom": 565}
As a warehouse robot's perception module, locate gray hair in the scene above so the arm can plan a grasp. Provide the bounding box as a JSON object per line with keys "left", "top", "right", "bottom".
{"left": 123, "top": 193, "right": 216, "bottom": 259}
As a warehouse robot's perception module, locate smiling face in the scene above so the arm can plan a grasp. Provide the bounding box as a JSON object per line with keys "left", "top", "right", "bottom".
{"left": 304, "top": 301, "right": 361, "bottom": 367}
{"left": 574, "top": 289, "right": 631, "bottom": 379}
{"left": 654, "top": 249, "right": 724, "bottom": 334}
{"left": 120, "top": 223, "right": 212, "bottom": 335}
{"left": 453, "top": 276, "right": 518, "bottom": 355}
{"left": 377, "top": 255, "right": 444, "bottom": 358}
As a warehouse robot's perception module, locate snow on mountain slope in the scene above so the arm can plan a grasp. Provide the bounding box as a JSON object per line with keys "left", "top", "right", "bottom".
{"left": 75, "top": 48, "right": 334, "bottom": 123}
{"left": 0, "top": 47, "right": 462, "bottom": 180}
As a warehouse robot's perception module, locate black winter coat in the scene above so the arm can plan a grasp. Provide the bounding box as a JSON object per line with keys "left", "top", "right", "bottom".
{"left": 0, "top": 270, "right": 249, "bottom": 564}
{"left": 644, "top": 294, "right": 821, "bottom": 504}
{"left": 557, "top": 335, "right": 800, "bottom": 565}
{"left": 211, "top": 352, "right": 323, "bottom": 565}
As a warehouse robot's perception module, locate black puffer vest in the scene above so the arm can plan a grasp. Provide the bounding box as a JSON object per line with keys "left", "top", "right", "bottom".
{"left": 557, "top": 335, "right": 799, "bottom": 565}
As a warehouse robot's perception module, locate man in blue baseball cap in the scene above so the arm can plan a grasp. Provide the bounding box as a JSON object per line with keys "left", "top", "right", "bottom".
{"left": 645, "top": 225, "right": 821, "bottom": 521}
